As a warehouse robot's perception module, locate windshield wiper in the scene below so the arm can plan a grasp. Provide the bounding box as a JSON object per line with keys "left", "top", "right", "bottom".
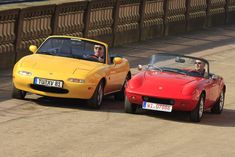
{"left": 37, "top": 51, "right": 55, "bottom": 55}
{"left": 71, "top": 54, "right": 84, "bottom": 59}
{"left": 162, "top": 68, "right": 187, "bottom": 75}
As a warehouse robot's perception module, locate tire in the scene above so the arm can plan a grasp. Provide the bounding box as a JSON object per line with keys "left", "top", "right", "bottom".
{"left": 211, "top": 90, "right": 225, "bottom": 114}
{"left": 124, "top": 96, "right": 137, "bottom": 113}
{"left": 12, "top": 85, "right": 26, "bottom": 99}
{"left": 114, "top": 73, "right": 131, "bottom": 101}
{"left": 190, "top": 94, "right": 205, "bottom": 122}
{"left": 87, "top": 81, "right": 104, "bottom": 109}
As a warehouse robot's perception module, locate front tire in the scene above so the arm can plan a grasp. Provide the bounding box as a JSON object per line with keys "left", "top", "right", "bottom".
{"left": 211, "top": 90, "right": 225, "bottom": 114}
{"left": 124, "top": 96, "right": 137, "bottom": 113}
{"left": 87, "top": 81, "right": 104, "bottom": 109}
{"left": 190, "top": 94, "right": 205, "bottom": 122}
{"left": 12, "top": 85, "right": 26, "bottom": 99}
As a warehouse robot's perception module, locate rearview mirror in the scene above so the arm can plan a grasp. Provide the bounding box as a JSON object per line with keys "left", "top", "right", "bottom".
{"left": 29, "top": 45, "right": 37, "bottom": 54}
{"left": 113, "top": 57, "right": 122, "bottom": 64}
{"left": 175, "top": 57, "right": 185, "bottom": 63}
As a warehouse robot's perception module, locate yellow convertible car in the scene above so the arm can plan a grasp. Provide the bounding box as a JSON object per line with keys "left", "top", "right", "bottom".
{"left": 12, "top": 36, "right": 131, "bottom": 108}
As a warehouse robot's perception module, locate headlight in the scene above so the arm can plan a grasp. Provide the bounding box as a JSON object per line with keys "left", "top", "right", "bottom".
{"left": 68, "top": 78, "right": 85, "bottom": 83}
{"left": 18, "top": 71, "right": 32, "bottom": 76}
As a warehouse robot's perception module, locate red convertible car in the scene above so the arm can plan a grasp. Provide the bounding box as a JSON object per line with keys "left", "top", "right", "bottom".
{"left": 125, "top": 53, "right": 226, "bottom": 122}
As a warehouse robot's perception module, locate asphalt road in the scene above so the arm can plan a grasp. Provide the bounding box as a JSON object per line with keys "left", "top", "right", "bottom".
{"left": 0, "top": 25, "right": 235, "bottom": 157}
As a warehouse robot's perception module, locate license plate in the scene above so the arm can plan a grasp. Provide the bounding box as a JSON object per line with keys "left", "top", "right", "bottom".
{"left": 34, "top": 77, "right": 63, "bottom": 88}
{"left": 142, "top": 101, "right": 172, "bottom": 112}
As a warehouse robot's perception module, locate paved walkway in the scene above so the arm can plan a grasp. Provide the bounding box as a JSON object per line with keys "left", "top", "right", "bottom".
{"left": 111, "top": 25, "right": 235, "bottom": 67}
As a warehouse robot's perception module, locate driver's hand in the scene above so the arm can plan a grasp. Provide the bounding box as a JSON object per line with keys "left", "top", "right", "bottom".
{"left": 90, "top": 54, "right": 104, "bottom": 62}
{"left": 98, "top": 57, "right": 104, "bottom": 62}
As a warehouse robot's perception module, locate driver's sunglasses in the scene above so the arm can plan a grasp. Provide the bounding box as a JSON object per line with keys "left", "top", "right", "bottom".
{"left": 94, "top": 46, "right": 102, "bottom": 50}
{"left": 195, "top": 61, "right": 202, "bottom": 65}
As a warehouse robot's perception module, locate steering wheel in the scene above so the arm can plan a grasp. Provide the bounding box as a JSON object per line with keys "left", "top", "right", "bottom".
{"left": 187, "top": 70, "right": 202, "bottom": 77}
{"left": 90, "top": 54, "right": 98, "bottom": 58}
{"left": 88, "top": 54, "right": 98, "bottom": 60}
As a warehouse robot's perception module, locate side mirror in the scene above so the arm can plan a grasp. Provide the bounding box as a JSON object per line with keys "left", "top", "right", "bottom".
{"left": 211, "top": 74, "right": 219, "bottom": 80}
{"left": 113, "top": 57, "right": 122, "bottom": 64}
{"left": 138, "top": 64, "right": 142, "bottom": 71}
{"left": 29, "top": 45, "right": 37, "bottom": 54}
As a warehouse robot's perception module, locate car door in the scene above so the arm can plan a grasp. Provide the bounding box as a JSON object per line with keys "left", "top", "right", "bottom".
{"left": 103, "top": 65, "right": 116, "bottom": 94}
{"left": 108, "top": 63, "right": 125, "bottom": 91}
{"left": 209, "top": 75, "right": 221, "bottom": 104}
{"left": 113, "top": 61, "right": 127, "bottom": 90}
{"left": 102, "top": 62, "right": 123, "bottom": 95}
{"left": 203, "top": 77, "right": 219, "bottom": 108}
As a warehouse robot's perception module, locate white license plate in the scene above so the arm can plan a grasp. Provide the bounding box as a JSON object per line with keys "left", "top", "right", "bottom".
{"left": 34, "top": 77, "right": 63, "bottom": 88}
{"left": 142, "top": 101, "right": 172, "bottom": 112}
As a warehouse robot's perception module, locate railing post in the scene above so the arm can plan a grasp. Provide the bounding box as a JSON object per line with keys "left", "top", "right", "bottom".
{"left": 163, "top": 0, "right": 169, "bottom": 36}
{"left": 112, "top": 0, "right": 120, "bottom": 46}
{"left": 185, "top": 0, "right": 190, "bottom": 32}
{"left": 83, "top": 1, "right": 92, "bottom": 38}
{"left": 206, "top": 0, "right": 211, "bottom": 27}
{"left": 139, "top": 0, "right": 147, "bottom": 41}
{"left": 225, "top": 0, "right": 229, "bottom": 24}
{"left": 14, "top": 9, "right": 24, "bottom": 62}
{"left": 51, "top": 5, "right": 59, "bottom": 35}
{"left": 0, "top": 9, "right": 19, "bottom": 69}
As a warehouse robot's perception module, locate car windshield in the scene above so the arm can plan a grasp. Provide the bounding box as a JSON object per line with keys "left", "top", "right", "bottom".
{"left": 147, "top": 53, "right": 209, "bottom": 78}
{"left": 36, "top": 37, "right": 106, "bottom": 63}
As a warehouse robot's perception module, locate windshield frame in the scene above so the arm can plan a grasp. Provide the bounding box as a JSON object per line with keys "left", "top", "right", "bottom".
{"left": 36, "top": 36, "right": 108, "bottom": 64}
{"left": 147, "top": 53, "right": 210, "bottom": 78}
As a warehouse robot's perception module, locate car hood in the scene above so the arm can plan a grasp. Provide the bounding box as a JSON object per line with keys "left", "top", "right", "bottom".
{"left": 19, "top": 54, "right": 100, "bottom": 75}
{"left": 129, "top": 71, "right": 201, "bottom": 97}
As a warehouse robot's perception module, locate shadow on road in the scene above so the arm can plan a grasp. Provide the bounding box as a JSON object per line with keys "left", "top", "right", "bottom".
{"left": 27, "top": 95, "right": 235, "bottom": 127}
{"left": 200, "top": 109, "right": 235, "bottom": 127}
{"left": 141, "top": 108, "right": 235, "bottom": 127}
{"left": 27, "top": 95, "right": 124, "bottom": 113}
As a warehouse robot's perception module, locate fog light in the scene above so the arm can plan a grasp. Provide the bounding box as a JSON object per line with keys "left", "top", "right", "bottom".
{"left": 131, "top": 96, "right": 136, "bottom": 100}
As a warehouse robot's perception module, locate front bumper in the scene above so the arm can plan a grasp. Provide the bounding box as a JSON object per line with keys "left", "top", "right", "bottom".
{"left": 125, "top": 90, "right": 198, "bottom": 112}
{"left": 13, "top": 73, "right": 96, "bottom": 99}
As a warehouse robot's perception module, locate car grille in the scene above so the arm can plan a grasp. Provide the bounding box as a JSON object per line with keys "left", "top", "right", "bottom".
{"left": 30, "top": 84, "right": 69, "bottom": 94}
{"left": 142, "top": 96, "right": 175, "bottom": 105}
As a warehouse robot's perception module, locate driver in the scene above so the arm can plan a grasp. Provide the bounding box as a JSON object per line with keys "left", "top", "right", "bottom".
{"left": 194, "top": 60, "right": 205, "bottom": 76}
{"left": 91, "top": 44, "right": 104, "bottom": 62}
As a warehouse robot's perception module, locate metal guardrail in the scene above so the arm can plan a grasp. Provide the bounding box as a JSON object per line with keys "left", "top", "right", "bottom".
{"left": 0, "top": 0, "right": 235, "bottom": 70}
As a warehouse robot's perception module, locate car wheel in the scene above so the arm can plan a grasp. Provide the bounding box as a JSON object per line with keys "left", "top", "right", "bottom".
{"left": 211, "top": 90, "right": 225, "bottom": 114}
{"left": 87, "top": 81, "right": 104, "bottom": 109}
{"left": 12, "top": 85, "right": 26, "bottom": 99}
{"left": 124, "top": 96, "right": 137, "bottom": 113}
{"left": 190, "top": 94, "right": 205, "bottom": 122}
{"left": 114, "top": 74, "right": 131, "bottom": 101}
